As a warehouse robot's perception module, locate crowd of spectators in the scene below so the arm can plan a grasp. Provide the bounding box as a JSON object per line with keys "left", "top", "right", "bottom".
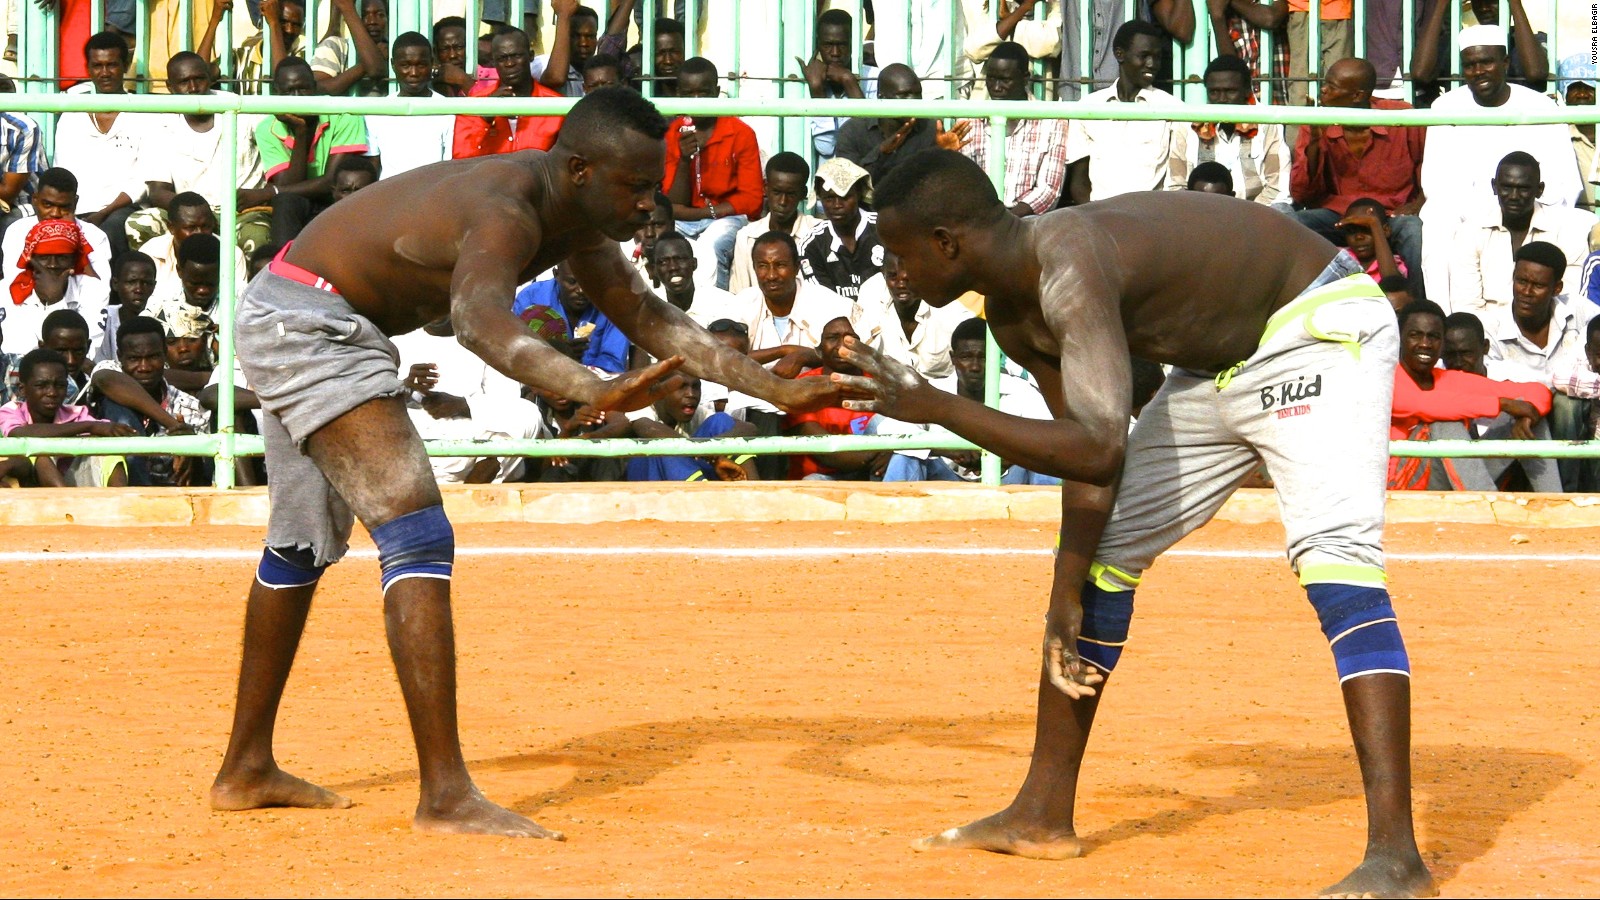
{"left": 1, "top": 0, "right": 1596, "bottom": 492}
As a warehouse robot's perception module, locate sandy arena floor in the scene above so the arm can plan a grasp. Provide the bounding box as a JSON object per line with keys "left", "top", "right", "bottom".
{"left": 0, "top": 518, "right": 1597, "bottom": 897}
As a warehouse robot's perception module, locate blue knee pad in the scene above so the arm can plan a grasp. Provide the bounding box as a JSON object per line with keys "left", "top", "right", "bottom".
{"left": 1305, "top": 583, "right": 1410, "bottom": 683}
{"left": 372, "top": 505, "right": 455, "bottom": 593}
{"left": 1077, "top": 581, "right": 1135, "bottom": 673}
{"left": 257, "top": 545, "right": 327, "bottom": 589}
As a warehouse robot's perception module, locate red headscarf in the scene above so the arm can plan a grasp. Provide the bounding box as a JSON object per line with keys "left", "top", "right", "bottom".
{"left": 12, "top": 219, "right": 92, "bottom": 305}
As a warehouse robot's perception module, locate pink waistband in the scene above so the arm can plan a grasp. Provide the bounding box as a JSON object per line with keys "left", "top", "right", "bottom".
{"left": 268, "top": 243, "right": 340, "bottom": 295}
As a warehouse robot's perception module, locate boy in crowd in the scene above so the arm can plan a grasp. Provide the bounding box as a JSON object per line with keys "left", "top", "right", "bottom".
{"left": 1339, "top": 197, "right": 1412, "bottom": 309}
{"left": 0, "top": 347, "right": 133, "bottom": 486}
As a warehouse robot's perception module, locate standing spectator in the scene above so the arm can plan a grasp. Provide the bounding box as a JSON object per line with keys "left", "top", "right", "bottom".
{"left": 1066, "top": 20, "right": 1179, "bottom": 204}
{"left": 1206, "top": 0, "right": 1289, "bottom": 104}
{"left": 236, "top": 0, "right": 308, "bottom": 95}
{"left": 1558, "top": 54, "right": 1598, "bottom": 212}
{"left": 1487, "top": 242, "right": 1596, "bottom": 488}
{"left": 836, "top": 65, "right": 969, "bottom": 189}
{"left": 728, "top": 153, "right": 821, "bottom": 296}
{"left": 650, "top": 232, "right": 740, "bottom": 326}
{"left": 1166, "top": 55, "right": 1289, "bottom": 207}
{"left": 856, "top": 246, "right": 973, "bottom": 380}
{"left": 0, "top": 86, "right": 45, "bottom": 239}
{"left": 800, "top": 8, "right": 878, "bottom": 161}
{"left": 452, "top": 28, "right": 565, "bottom": 159}
{"left": 0, "top": 168, "right": 111, "bottom": 300}
{"left": 1284, "top": 0, "right": 1351, "bottom": 107}
{"left": 2, "top": 219, "right": 107, "bottom": 356}
{"left": 310, "top": 0, "right": 388, "bottom": 97}
{"left": 0, "top": 348, "right": 132, "bottom": 487}
{"left": 734, "top": 231, "right": 857, "bottom": 357}
{"left": 430, "top": 16, "right": 482, "bottom": 98}
{"left": 55, "top": 31, "right": 149, "bottom": 261}
{"left": 957, "top": 41, "right": 1070, "bottom": 217}
{"left": 257, "top": 59, "right": 372, "bottom": 244}
{"left": 533, "top": 1, "right": 599, "bottom": 98}
{"left": 1448, "top": 153, "right": 1592, "bottom": 321}
{"left": 958, "top": 0, "right": 1061, "bottom": 99}
{"left": 580, "top": 53, "right": 624, "bottom": 94}
{"left": 1291, "top": 57, "right": 1426, "bottom": 297}
{"left": 799, "top": 158, "right": 883, "bottom": 302}
{"left": 662, "top": 57, "right": 763, "bottom": 291}
{"left": 366, "top": 33, "right": 456, "bottom": 180}
{"left": 133, "top": 52, "right": 271, "bottom": 257}
{"left": 1059, "top": 0, "right": 1194, "bottom": 99}
{"left": 595, "top": 6, "right": 684, "bottom": 96}
{"left": 1410, "top": 0, "right": 1548, "bottom": 105}
{"left": 90, "top": 315, "right": 212, "bottom": 486}
{"left": 1418, "top": 26, "right": 1580, "bottom": 302}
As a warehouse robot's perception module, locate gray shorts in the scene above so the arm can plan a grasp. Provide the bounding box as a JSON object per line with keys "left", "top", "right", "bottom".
{"left": 236, "top": 268, "right": 405, "bottom": 566}
{"left": 1094, "top": 253, "right": 1398, "bottom": 589}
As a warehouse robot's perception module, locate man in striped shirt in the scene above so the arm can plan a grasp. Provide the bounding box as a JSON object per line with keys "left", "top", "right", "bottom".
{"left": 0, "top": 80, "right": 46, "bottom": 239}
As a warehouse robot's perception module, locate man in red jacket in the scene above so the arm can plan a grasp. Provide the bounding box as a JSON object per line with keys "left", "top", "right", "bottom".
{"left": 1389, "top": 299, "right": 1559, "bottom": 490}
{"left": 453, "top": 27, "right": 564, "bottom": 158}
{"left": 661, "top": 57, "right": 764, "bottom": 291}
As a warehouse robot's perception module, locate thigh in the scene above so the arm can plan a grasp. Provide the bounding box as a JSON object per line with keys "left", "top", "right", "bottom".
{"left": 304, "top": 394, "right": 442, "bottom": 532}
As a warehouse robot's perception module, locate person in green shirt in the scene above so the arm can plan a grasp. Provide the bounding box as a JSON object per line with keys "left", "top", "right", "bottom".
{"left": 255, "top": 58, "right": 372, "bottom": 244}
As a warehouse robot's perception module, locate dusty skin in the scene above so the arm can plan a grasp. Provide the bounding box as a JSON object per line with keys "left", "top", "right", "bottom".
{"left": 1, "top": 517, "right": 1598, "bottom": 896}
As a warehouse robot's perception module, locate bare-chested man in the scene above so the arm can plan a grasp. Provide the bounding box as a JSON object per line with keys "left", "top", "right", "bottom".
{"left": 836, "top": 149, "right": 1436, "bottom": 898}
{"left": 209, "top": 88, "right": 836, "bottom": 838}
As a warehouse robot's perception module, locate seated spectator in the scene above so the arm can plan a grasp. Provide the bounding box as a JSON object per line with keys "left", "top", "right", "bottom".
{"left": 1419, "top": 26, "right": 1581, "bottom": 302}
{"left": 1339, "top": 198, "right": 1411, "bottom": 309}
{"left": 1560, "top": 54, "right": 1597, "bottom": 211}
{"left": 728, "top": 152, "right": 821, "bottom": 295}
{"left": 662, "top": 57, "right": 763, "bottom": 291}
{"left": 1486, "top": 242, "right": 1596, "bottom": 489}
{"left": 1066, "top": 20, "right": 1179, "bottom": 204}
{"left": 236, "top": 0, "right": 309, "bottom": 95}
{"left": 98, "top": 251, "right": 156, "bottom": 363}
{"left": 3, "top": 220, "right": 108, "bottom": 356}
{"left": 132, "top": 52, "right": 273, "bottom": 258}
{"left": 4, "top": 307, "right": 95, "bottom": 404}
{"left": 0, "top": 168, "right": 112, "bottom": 301}
{"left": 533, "top": 1, "right": 599, "bottom": 98}
{"left": 799, "top": 158, "right": 882, "bottom": 302}
{"left": 89, "top": 315, "right": 213, "bottom": 486}
{"left": 149, "top": 232, "right": 222, "bottom": 327}
{"left": 1411, "top": 0, "right": 1549, "bottom": 106}
{"left": 880, "top": 316, "right": 1061, "bottom": 484}
{"left": 453, "top": 28, "right": 565, "bottom": 159}
{"left": 650, "top": 232, "right": 739, "bottom": 326}
{"left": 836, "top": 64, "right": 968, "bottom": 190}
{"left": 311, "top": 0, "right": 389, "bottom": 97}
{"left": 55, "top": 31, "right": 150, "bottom": 260}
{"left": 140, "top": 194, "right": 248, "bottom": 307}
{"left": 1186, "top": 160, "right": 1234, "bottom": 194}
{"left": 257, "top": 59, "right": 372, "bottom": 244}
{"left": 330, "top": 156, "right": 379, "bottom": 202}
{"left": 511, "top": 263, "right": 630, "bottom": 374}
{"left": 802, "top": 8, "right": 878, "bottom": 161}
{"left": 0, "top": 348, "right": 132, "bottom": 486}
{"left": 628, "top": 191, "right": 675, "bottom": 287}
{"left": 624, "top": 375, "right": 757, "bottom": 482}
{"left": 1448, "top": 152, "right": 1593, "bottom": 319}
{"left": 1291, "top": 57, "right": 1426, "bottom": 298}
{"left": 1388, "top": 299, "right": 1560, "bottom": 491}
{"left": 365, "top": 32, "right": 456, "bottom": 180}
{"left": 696, "top": 318, "right": 761, "bottom": 423}
{"left": 1206, "top": 0, "right": 1289, "bottom": 103}
{"left": 581, "top": 53, "right": 624, "bottom": 94}
{"left": 784, "top": 316, "right": 886, "bottom": 481}
{"left": 1167, "top": 55, "right": 1289, "bottom": 207}
{"left": 0, "top": 100, "right": 46, "bottom": 239}
{"left": 739, "top": 231, "right": 859, "bottom": 356}
{"left": 856, "top": 247, "right": 974, "bottom": 380}
{"left": 1285, "top": 0, "right": 1351, "bottom": 108}
{"left": 393, "top": 317, "right": 542, "bottom": 483}
{"left": 957, "top": 41, "right": 1069, "bottom": 217}
{"left": 164, "top": 306, "right": 215, "bottom": 375}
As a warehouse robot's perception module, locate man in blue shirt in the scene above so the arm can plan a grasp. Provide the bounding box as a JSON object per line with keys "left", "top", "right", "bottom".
{"left": 512, "top": 262, "right": 631, "bottom": 373}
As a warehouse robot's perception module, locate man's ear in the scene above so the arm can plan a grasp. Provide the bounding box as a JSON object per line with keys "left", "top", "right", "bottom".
{"left": 566, "top": 152, "right": 592, "bottom": 187}
{"left": 1535, "top": 180, "right": 1545, "bottom": 199}
{"left": 932, "top": 225, "right": 959, "bottom": 261}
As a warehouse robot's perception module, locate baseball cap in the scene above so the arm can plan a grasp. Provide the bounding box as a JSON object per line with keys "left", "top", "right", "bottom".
{"left": 815, "top": 157, "right": 872, "bottom": 201}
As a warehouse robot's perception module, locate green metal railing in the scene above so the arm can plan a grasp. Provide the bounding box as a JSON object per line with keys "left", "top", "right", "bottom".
{"left": 1, "top": 69, "right": 1595, "bottom": 488}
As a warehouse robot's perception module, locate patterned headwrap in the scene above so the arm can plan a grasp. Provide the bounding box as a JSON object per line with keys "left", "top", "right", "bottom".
{"left": 11, "top": 219, "right": 91, "bottom": 305}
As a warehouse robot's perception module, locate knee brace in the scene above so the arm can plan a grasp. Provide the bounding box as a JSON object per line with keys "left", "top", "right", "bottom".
{"left": 372, "top": 505, "right": 455, "bottom": 593}
{"left": 257, "top": 545, "right": 327, "bottom": 590}
{"left": 1076, "top": 561, "right": 1140, "bottom": 673}
{"left": 1305, "top": 582, "right": 1410, "bottom": 683}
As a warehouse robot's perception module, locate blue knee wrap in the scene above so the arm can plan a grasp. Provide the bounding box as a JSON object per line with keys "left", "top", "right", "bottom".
{"left": 1305, "top": 583, "right": 1410, "bottom": 683}
{"left": 372, "top": 505, "right": 455, "bottom": 592}
{"left": 257, "top": 545, "right": 327, "bottom": 589}
{"left": 1077, "top": 581, "right": 1135, "bottom": 673}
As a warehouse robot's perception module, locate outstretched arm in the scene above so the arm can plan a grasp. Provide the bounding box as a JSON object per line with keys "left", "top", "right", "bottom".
{"left": 567, "top": 237, "right": 840, "bottom": 413}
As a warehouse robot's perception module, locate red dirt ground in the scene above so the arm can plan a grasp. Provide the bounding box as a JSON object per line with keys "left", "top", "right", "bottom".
{"left": 1, "top": 519, "right": 1597, "bottom": 897}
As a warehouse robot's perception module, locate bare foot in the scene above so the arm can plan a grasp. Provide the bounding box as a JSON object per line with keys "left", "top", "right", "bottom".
{"left": 414, "top": 788, "right": 565, "bottom": 839}
{"left": 911, "top": 810, "right": 1083, "bottom": 860}
{"left": 1319, "top": 855, "right": 1438, "bottom": 899}
{"left": 210, "top": 766, "right": 354, "bottom": 811}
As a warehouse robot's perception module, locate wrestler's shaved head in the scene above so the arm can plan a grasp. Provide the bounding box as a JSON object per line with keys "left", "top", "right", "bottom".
{"left": 874, "top": 149, "right": 1007, "bottom": 231}
{"left": 556, "top": 85, "right": 669, "bottom": 157}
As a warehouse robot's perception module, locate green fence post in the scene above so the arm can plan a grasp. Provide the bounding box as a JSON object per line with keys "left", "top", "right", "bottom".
{"left": 980, "top": 113, "right": 1006, "bottom": 486}
{"left": 215, "top": 107, "right": 240, "bottom": 489}
{"left": 639, "top": 0, "right": 653, "bottom": 98}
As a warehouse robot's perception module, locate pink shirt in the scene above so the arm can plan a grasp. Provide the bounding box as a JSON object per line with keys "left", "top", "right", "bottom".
{"left": 0, "top": 399, "right": 101, "bottom": 436}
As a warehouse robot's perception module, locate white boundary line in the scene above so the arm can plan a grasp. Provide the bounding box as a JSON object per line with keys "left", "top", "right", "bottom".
{"left": 0, "top": 546, "right": 1592, "bottom": 564}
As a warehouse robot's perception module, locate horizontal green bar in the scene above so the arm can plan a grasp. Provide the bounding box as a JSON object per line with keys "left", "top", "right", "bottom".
{"left": 5, "top": 436, "right": 1600, "bottom": 461}
{"left": 2, "top": 94, "right": 1595, "bottom": 127}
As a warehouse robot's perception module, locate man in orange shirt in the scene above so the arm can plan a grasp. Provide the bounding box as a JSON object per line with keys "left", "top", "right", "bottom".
{"left": 452, "top": 28, "right": 564, "bottom": 158}
{"left": 661, "top": 57, "right": 764, "bottom": 291}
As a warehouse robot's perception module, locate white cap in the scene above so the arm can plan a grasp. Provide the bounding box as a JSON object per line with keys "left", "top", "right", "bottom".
{"left": 1459, "top": 24, "right": 1507, "bottom": 50}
